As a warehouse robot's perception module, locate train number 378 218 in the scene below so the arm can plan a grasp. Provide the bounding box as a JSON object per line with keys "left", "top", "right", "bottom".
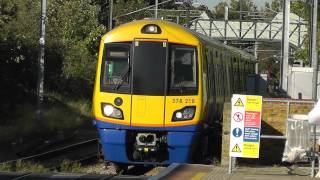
{"left": 172, "top": 98, "right": 195, "bottom": 104}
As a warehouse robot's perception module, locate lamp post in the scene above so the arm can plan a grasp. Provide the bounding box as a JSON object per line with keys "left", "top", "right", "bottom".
{"left": 311, "top": 0, "right": 318, "bottom": 101}
{"left": 155, "top": 0, "right": 159, "bottom": 18}
{"left": 109, "top": 0, "right": 113, "bottom": 31}
{"left": 37, "top": 0, "right": 47, "bottom": 121}
{"left": 310, "top": 0, "right": 318, "bottom": 177}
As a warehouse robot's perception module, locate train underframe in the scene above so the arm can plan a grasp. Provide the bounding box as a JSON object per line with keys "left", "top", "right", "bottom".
{"left": 94, "top": 120, "right": 211, "bottom": 166}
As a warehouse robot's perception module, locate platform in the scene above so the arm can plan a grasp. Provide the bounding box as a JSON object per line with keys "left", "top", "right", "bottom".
{"left": 150, "top": 164, "right": 316, "bottom": 180}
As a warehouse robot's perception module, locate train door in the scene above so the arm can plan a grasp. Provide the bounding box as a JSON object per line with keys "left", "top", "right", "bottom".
{"left": 130, "top": 40, "right": 167, "bottom": 127}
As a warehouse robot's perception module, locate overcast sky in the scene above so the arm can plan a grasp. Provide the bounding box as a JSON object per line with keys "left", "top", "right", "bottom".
{"left": 195, "top": 0, "right": 273, "bottom": 10}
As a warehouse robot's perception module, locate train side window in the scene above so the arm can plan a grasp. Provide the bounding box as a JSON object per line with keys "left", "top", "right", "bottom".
{"left": 101, "top": 43, "right": 131, "bottom": 86}
{"left": 219, "top": 53, "right": 223, "bottom": 95}
{"left": 210, "top": 51, "right": 214, "bottom": 65}
{"left": 170, "top": 45, "right": 197, "bottom": 89}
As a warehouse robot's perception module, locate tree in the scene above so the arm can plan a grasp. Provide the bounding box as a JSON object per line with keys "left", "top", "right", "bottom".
{"left": 113, "top": 0, "right": 152, "bottom": 25}
{"left": 211, "top": 0, "right": 257, "bottom": 20}
{"left": 0, "top": 0, "right": 106, "bottom": 99}
{"left": 271, "top": 0, "right": 282, "bottom": 12}
{"left": 212, "top": 2, "right": 225, "bottom": 19}
{"left": 290, "top": 0, "right": 319, "bottom": 64}
{"left": 45, "top": 0, "right": 106, "bottom": 96}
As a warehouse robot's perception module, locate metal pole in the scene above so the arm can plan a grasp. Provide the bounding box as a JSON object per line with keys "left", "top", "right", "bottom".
{"left": 228, "top": 156, "right": 233, "bottom": 174}
{"left": 298, "top": 17, "right": 301, "bottom": 48}
{"left": 311, "top": 0, "right": 318, "bottom": 100}
{"left": 186, "top": 2, "right": 191, "bottom": 28}
{"left": 255, "top": 42, "right": 258, "bottom": 74}
{"left": 224, "top": 3, "right": 228, "bottom": 45}
{"left": 155, "top": 0, "right": 158, "bottom": 19}
{"left": 239, "top": 0, "right": 242, "bottom": 38}
{"left": 37, "top": 0, "right": 46, "bottom": 121}
{"left": 209, "top": 20, "right": 212, "bottom": 37}
{"left": 109, "top": 0, "right": 113, "bottom": 31}
{"left": 312, "top": 124, "right": 316, "bottom": 177}
{"left": 310, "top": 0, "right": 318, "bottom": 176}
{"left": 281, "top": 0, "right": 290, "bottom": 92}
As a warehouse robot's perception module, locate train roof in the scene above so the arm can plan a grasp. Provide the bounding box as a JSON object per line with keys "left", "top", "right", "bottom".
{"left": 187, "top": 28, "right": 255, "bottom": 60}
{"left": 103, "top": 19, "right": 254, "bottom": 60}
{"left": 102, "top": 19, "right": 199, "bottom": 46}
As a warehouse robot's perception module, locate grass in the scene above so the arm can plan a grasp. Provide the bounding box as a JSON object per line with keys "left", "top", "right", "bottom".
{"left": 0, "top": 160, "right": 49, "bottom": 173}
{"left": 0, "top": 160, "right": 86, "bottom": 173}
{"left": 59, "top": 160, "right": 84, "bottom": 173}
{"left": 0, "top": 91, "right": 93, "bottom": 143}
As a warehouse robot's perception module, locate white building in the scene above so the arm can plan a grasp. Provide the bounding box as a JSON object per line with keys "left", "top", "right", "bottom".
{"left": 288, "top": 67, "right": 320, "bottom": 99}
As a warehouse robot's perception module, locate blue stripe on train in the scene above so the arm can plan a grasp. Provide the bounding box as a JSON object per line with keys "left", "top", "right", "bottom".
{"left": 94, "top": 119, "right": 200, "bottom": 164}
{"left": 93, "top": 119, "right": 200, "bottom": 131}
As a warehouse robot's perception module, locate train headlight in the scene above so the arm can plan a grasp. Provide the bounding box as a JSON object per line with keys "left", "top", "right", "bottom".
{"left": 172, "top": 106, "right": 196, "bottom": 121}
{"left": 101, "top": 103, "right": 124, "bottom": 119}
{"left": 175, "top": 112, "right": 183, "bottom": 119}
{"left": 141, "top": 24, "right": 162, "bottom": 34}
{"left": 148, "top": 26, "right": 156, "bottom": 32}
{"left": 103, "top": 105, "right": 114, "bottom": 116}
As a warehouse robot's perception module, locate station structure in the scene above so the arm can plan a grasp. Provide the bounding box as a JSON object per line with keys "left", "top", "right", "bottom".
{"left": 190, "top": 11, "right": 308, "bottom": 49}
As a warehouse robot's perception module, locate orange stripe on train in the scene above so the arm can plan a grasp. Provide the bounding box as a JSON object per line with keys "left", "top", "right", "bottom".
{"left": 96, "top": 117, "right": 197, "bottom": 127}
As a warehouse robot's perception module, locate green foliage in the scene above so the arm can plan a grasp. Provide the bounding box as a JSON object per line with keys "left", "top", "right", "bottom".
{"left": 0, "top": 0, "right": 105, "bottom": 102}
{"left": 0, "top": 160, "right": 86, "bottom": 173}
{"left": 15, "top": 160, "right": 49, "bottom": 173}
{"left": 45, "top": 0, "right": 105, "bottom": 95}
{"left": 114, "top": 0, "right": 152, "bottom": 25}
{"left": 271, "top": 0, "right": 282, "bottom": 12}
{"left": 59, "top": 160, "right": 84, "bottom": 173}
{"left": 0, "top": 160, "right": 49, "bottom": 173}
{"left": 0, "top": 95, "right": 92, "bottom": 142}
{"left": 291, "top": 0, "right": 320, "bottom": 64}
{"left": 0, "top": 160, "right": 84, "bottom": 173}
{"left": 212, "top": 2, "right": 225, "bottom": 19}
{"left": 212, "top": 0, "right": 257, "bottom": 20}
{"left": 0, "top": 162, "right": 12, "bottom": 172}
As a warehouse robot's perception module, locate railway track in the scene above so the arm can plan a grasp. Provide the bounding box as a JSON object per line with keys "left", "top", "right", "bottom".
{"left": 0, "top": 138, "right": 100, "bottom": 170}
{"left": 0, "top": 139, "right": 167, "bottom": 179}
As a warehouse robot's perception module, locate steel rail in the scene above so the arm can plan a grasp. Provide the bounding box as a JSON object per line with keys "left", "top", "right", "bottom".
{"left": 0, "top": 138, "right": 99, "bottom": 165}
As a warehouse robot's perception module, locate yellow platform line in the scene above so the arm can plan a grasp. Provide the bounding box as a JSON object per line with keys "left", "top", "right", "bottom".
{"left": 191, "top": 172, "right": 207, "bottom": 180}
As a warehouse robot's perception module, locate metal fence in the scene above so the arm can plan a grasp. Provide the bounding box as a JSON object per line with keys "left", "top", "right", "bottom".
{"left": 229, "top": 99, "right": 317, "bottom": 176}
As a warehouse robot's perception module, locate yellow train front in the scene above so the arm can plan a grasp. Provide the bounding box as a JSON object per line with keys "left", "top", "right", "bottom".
{"left": 92, "top": 19, "right": 253, "bottom": 166}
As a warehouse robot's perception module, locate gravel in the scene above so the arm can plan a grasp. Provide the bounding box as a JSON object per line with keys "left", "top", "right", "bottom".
{"left": 83, "top": 162, "right": 117, "bottom": 175}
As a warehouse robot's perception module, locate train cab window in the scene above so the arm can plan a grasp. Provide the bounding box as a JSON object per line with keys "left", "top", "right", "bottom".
{"left": 169, "top": 45, "right": 197, "bottom": 95}
{"left": 100, "top": 43, "right": 131, "bottom": 93}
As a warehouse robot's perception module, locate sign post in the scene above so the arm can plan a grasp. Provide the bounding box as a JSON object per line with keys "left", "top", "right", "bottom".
{"left": 229, "top": 94, "right": 262, "bottom": 173}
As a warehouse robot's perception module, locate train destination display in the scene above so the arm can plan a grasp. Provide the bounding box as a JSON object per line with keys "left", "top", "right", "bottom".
{"left": 229, "top": 94, "right": 262, "bottom": 158}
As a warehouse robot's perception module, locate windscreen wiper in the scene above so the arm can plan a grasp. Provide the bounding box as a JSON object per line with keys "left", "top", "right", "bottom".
{"left": 178, "top": 83, "right": 186, "bottom": 95}
{"left": 114, "top": 67, "right": 131, "bottom": 90}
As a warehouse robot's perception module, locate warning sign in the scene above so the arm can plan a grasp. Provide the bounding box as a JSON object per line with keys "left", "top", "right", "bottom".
{"left": 230, "top": 94, "right": 262, "bottom": 158}
{"left": 246, "top": 96, "right": 262, "bottom": 111}
{"left": 233, "top": 112, "right": 243, "bottom": 122}
{"left": 243, "top": 142, "right": 259, "bottom": 158}
{"left": 244, "top": 111, "right": 261, "bottom": 127}
{"left": 234, "top": 98, "right": 244, "bottom": 107}
{"left": 232, "top": 128, "right": 242, "bottom": 138}
{"left": 232, "top": 144, "right": 241, "bottom": 153}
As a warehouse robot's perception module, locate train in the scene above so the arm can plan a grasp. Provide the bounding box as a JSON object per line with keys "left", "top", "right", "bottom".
{"left": 92, "top": 19, "right": 255, "bottom": 171}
